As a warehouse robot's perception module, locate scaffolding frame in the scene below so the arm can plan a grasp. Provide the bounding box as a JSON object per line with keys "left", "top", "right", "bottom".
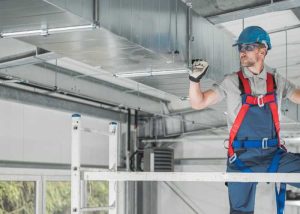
{"left": 83, "top": 171, "right": 300, "bottom": 183}
{"left": 71, "top": 114, "right": 118, "bottom": 214}
{"left": 71, "top": 114, "right": 300, "bottom": 214}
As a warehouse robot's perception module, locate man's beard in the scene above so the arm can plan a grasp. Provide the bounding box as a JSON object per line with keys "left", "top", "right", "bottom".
{"left": 240, "top": 58, "right": 255, "bottom": 67}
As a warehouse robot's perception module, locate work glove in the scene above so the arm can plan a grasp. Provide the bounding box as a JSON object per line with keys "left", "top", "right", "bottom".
{"left": 189, "top": 59, "right": 209, "bottom": 83}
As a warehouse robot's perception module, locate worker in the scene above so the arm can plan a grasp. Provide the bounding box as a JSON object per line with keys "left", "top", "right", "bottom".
{"left": 189, "top": 26, "right": 300, "bottom": 214}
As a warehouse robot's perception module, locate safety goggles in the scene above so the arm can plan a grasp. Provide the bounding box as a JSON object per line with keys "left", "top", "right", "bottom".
{"left": 238, "top": 43, "right": 260, "bottom": 52}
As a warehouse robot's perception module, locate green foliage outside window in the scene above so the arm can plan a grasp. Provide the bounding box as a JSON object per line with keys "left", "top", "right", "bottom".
{"left": 46, "top": 181, "right": 108, "bottom": 214}
{"left": 86, "top": 181, "right": 109, "bottom": 208}
{"left": 0, "top": 180, "right": 108, "bottom": 214}
{"left": 0, "top": 181, "right": 35, "bottom": 214}
{"left": 46, "top": 181, "right": 71, "bottom": 214}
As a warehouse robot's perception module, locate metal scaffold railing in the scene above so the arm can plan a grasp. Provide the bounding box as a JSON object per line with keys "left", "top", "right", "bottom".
{"left": 71, "top": 113, "right": 118, "bottom": 214}
{"left": 71, "top": 114, "right": 300, "bottom": 214}
{"left": 83, "top": 171, "right": 300, "bottom": 183}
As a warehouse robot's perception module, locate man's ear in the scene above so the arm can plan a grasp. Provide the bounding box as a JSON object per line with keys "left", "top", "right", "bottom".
{"left": 259, "top": 48, "right": 267, "bottom": 56}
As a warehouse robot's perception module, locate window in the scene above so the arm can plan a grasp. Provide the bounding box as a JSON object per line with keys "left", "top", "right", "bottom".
{"left": 86, "top": 181, "right": 109, "bottom": 208}
{"left": 0, "top": 181, "right": 35, "bottom": 213}
{"left": 46, "top": 181, "right": 71, "bottom": 214}
{"left": 46, "top": 181, "right": 109, "bottom": 214}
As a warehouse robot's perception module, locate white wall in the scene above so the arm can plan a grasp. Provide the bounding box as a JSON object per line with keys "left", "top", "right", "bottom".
{"left": 0, "top": 98, "right": 122, "bottom": 166}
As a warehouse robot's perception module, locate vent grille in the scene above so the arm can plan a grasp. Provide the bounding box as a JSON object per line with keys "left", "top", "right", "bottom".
{"left": 144, "top": 148, "right": 174, "bottom": 172}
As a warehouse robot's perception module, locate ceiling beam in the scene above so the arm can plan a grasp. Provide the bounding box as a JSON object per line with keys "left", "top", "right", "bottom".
{"left": 0, "top": 63, "right": 166, "bottom": 114}
{"left": 268, "top": 23, "right": 300, "bottom": 34}
{"left": 0, "top": 52, "right": 61, "bottom": 69}
{"left": 0, "top": 84, "right": 127, "bottom": 122}
{"left": 207, "top": 0, "right": 300, "bottom": 24}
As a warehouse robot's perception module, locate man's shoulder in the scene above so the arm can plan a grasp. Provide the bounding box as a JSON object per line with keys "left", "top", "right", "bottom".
{"left": 223, "top": 72, "right": 239, "bottom": 82}
{"left": 215, "top": 72, "right": 239, "bottom": 91}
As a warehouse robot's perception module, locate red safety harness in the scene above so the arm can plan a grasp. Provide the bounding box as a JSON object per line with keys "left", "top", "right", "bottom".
{"left": 227, "top": 71, "right": 287, "bottom": 214}
{"left": 228, "top": 70, "right": 281, "bottom": 160}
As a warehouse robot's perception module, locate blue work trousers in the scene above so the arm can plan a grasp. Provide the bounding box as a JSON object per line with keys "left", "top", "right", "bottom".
{"left": 227, "top": 147, "right": 300, "bottom": 214}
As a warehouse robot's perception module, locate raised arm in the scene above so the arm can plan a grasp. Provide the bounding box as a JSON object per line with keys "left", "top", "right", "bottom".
{"left": 189, "top": 83, "right": 219, "bottom": 110}
{"left": 188, "top": 59, "right": 220, "bottom": 110}
{"left": 289, "top": 89, "right": 300, "bottom": 104}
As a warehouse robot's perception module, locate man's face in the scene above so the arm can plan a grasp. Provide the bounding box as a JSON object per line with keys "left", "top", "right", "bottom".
{"left": 238, "top": 43, "right": 260, "bottom": 67}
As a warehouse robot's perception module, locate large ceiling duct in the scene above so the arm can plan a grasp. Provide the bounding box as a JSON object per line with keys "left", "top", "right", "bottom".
{"left": 98, "top": 0, "right": 240, "bottom": 82}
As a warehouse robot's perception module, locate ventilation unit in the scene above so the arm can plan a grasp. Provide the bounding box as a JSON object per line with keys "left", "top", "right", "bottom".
{"left": 144, "top": 148, "right": 174, "bottom": 172}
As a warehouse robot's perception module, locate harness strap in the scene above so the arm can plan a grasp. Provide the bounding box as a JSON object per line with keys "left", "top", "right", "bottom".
{"left": 228, "top": 71, "right": 286, "bottom": 214}
{"left": 233, "top": 139, "right": 278, "bottom": 149}
{"left": 232, "top": 149, "right": 286, "bottom": 214}
{"left": 268, "top": 149, "right": 284, "bottom": 172}
{"left": 237, "top": 71, "right": 251, "bottom": 94}
{"left": 269, "top": 102, "right": 281, "bottom": 146}
{"left": 228, "top": 70, "right": 252, "bottom": 157}
{"left": 267, "top": 72, "right": 275, "bottom": 93}
{"left": 228, "top": 71, "right": 280, "bottom": 157}
{"left": 245, "top": 94, "right": 275, "bottom": 105}
{"left": 233, "top": 157, "right": 253, "bottom": 173}
{"left": 267, "top": 71, "right": 281, "bottom": 146}
{"left": 276, "top": 183, "right": 287, "bottom": 214}
{"left": 228, "top": 103, "right": 250, "bottom": 157}
{"left": 268, "top": 149, "right": 286, "bottom": 214}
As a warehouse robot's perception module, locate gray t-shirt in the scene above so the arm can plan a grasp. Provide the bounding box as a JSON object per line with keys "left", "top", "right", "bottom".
{"left": 212, "top": 66, "right": 296, "bottom": 131}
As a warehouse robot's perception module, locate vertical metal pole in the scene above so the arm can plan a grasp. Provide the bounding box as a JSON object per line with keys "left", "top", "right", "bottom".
{"left": 109, "top": 122, "right": 118, "bottom": 214}
{"left": 42, "top": 177, "right": 47, "bottom": 214}
{"left": 127, "top": 109, "right": 131, "bottom": 171}
{"left": 186, "top": 1, "right": 193, "bottom": 68}
{"left": 71, "top": 114, "right": 81, "bottom": 214}
{"left": 133, "top": 124, "right": 138, "bottom": 214}
{"left": 242, "top": 18, "right": 245, "bottom": 30}
{"left": 283, "top": 30, "right": 289, "bottom": 114}
{"left": 133, "top": 109, "right": 138, "bottom": 214}
{"left": 36, "top": 176, "right": 43, "bottom": 214}
{"left": 126, "top": 110, "right": 132, "bottom": 214}
{"left": 93, "top": 0, "right": 100, "bottom": 27}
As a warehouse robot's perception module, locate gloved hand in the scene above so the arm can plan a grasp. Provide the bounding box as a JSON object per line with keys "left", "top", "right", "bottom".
{"left": 189, "top": 59, "right": 209, "bottom": 83}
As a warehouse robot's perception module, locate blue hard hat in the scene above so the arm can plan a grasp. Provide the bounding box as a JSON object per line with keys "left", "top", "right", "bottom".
{"left": 233, "top": 26, "right": 271, "bottom": 50}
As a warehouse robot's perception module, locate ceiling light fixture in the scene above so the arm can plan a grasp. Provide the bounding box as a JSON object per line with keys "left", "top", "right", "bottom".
{"left": 1, "top": 29, "right": 45, "bottom": 38}
{"left": 0, "top": 24, "right": 96, "bottom": 38}
{"left": 114, "top": 69, "right": 189, "bottom": 78}
{"left": 48, "top": 24, "right": 96, "bottom": 34}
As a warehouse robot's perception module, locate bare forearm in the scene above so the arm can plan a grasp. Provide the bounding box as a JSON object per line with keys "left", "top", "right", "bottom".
{"left": 290, "top": 89, "right": 300, "bottom": 104}
{"left": 189, "top": 81, "right": 220, "bottom": 110}
{"left": 189, "top": 82, "right": 206, "bottom": 109}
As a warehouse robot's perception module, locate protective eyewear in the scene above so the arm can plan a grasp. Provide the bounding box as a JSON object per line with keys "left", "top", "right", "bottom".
{"left": 238, "top": 43, "right": 260, "bottom": 52}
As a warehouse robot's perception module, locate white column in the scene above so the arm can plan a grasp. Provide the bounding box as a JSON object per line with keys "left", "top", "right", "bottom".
{"left": 109, "top": 122, "right": 118, "bottom": 214}
{"left": 35, "top": 176, "right": 43, "bottom": 214}
{"left": 71, "top": 114, "right": 81, "bottom": 214}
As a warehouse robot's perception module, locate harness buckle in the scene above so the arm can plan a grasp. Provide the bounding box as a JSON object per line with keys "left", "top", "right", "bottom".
{"left": 257, "top": 95, "right": 264, "bottom": 107}
{"left": 223, "top": 139, "right": 229, "bottom": 149}
{"left": 279, "top": 138, "right": 287, "bottom": 152}
{"left": 262, "top": 138, "right": 268, "bottom": 149}
{"left": 229, "top": 153, "right": 237, "bottom": 164}
{"left": 280, "top": 138, "right": 286, "bottom": 146}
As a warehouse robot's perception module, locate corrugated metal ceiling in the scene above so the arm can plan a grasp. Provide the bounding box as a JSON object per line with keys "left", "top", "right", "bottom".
{"left": 1, "top": 0, "right": 300, "bottom": 118}
{"left": 0, "top": 0, "right": 91, "bottom": 33}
